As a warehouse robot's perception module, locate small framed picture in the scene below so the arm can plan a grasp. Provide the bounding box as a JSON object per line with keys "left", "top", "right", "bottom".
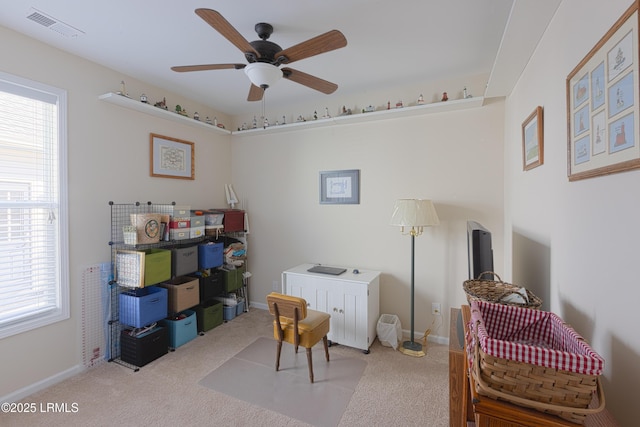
{"left": 319, "top": 169, "right": 360, "bottom": 204}
{"left": 522, "top": 106, "right": 544, "bottom": 171}
{"left": 150, "top": 133, "right": 195, "bottom": 180}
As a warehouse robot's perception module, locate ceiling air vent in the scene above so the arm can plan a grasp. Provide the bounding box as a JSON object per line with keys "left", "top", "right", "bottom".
{"left": 26, "top": 8, "right": 85, "bottom": 38}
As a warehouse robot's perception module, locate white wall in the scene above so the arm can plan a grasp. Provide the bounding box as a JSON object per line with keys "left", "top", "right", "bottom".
{"left": 505, "top": 0, "right": 639, "bottom": 424}
{"left": 231, "top": 99, "right": 505, "bottom": 343}
{"left": 0, "top": 26, "right": 232, "bottom": 400}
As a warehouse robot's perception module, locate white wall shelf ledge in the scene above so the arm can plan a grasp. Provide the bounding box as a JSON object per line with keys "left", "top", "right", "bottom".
{"left": 100, "top": 91, "right": 483, "bottom": 136}
{"left": 233, "top": 96, "right": 485, "bottom": 135}
{"left": 98, "top": 92, "right": 232, "bottom": 135}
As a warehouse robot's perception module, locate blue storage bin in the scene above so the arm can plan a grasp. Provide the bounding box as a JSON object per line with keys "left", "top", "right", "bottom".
{"left": 198, "top": 242, "right": 224, "bottom": 269}
{"left": 236, "top": 299, "right": 245, "bottom": 315}
{"left": 223, "top": 305, "right": 236, "bottom": 321}
{"left": 162, "top": 310, "right": 197, "bottom": 348}
{"left": 119, "top": 286, "right": 168, "bottom": 328}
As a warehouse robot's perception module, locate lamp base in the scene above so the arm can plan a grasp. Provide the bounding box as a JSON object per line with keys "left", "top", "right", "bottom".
{"left": 399, "top": 340, "right": 426, "bottom": 357}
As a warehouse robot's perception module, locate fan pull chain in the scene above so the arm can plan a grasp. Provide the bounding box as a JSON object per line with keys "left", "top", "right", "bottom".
{"left": 261, "top": 89, "right": 266, "bottom": 129}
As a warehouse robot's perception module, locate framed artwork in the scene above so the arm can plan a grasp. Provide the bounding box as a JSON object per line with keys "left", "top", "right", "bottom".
{"left": 522, "top": 106, "right": 544, "bottom": 171}
{"left": 319, "top": 169, "right": 360, "bottom": 204}
{"left": 150, "top": 133, "right": 194, "bottom": 180}
{"left": 566, "top": 1, "right": 640, "bottom": 181}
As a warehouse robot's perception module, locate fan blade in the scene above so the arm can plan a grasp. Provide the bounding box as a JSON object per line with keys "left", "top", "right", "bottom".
{"left": 171, "top": 64, "right": 246, "bottom": 72}
{"left": 282, "top": 68, "right": 338, "bottom": 94}
{"left": 276, "top": 30, "right": 347, "bottom": 64}
{"left": 195, "top": 9, "right": 260, "bottom": 58}
{"left": 247, "top": 84, "right": 264, "bottom": 101}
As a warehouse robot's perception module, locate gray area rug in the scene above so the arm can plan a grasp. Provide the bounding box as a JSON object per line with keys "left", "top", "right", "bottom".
{"left": 199, "top": 337, "right": 367, "bottom": 427}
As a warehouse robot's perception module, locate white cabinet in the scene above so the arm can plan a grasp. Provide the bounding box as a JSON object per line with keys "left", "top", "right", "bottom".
{"left": 282, "top": 264, "right": 380, "bottom": 353}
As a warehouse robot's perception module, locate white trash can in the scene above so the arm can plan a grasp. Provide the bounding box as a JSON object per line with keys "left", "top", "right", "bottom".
{"left": 377, "top": 314, "right": 402, "bottom": 350}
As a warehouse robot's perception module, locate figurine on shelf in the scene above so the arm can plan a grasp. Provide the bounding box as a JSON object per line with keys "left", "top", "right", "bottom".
{"left": 252, "top": 116, "right": 257, "bottom": 129}
{"left": 206, "top": 116, "right": 212, "bottom": 125}
{"left": 154, "top": 97, "right": 167, "bottom": 110}
{"left": 117, "top": 80, "right": 130, "bottom": 98}
{"left": 140, "top": 93, "right": 148, "bottom": 103}
{"left": 263, "top": 116, "right": 270, "bottom": 127}
{"left": 322, "top": 107, "right": 331, "bottom": 119}
{"left": 463, "top": 86, "right": 473, "bottom": 99}
{"left": 282, "top": 115, "right": 286, "bottom": 125}
{"left": 441, "top": 92, "right": 449, "bottom": 101}
{"left": 339, "top": 106, "right": 352, "bottom": 116}
{"left": 214, "top": 117, "right": 218, "bottom": 126}
{"left": 417, "top": 94, "right": 425, "bottom": 105}
{"left": 296, "top": 115, "right": 306, "bottom": 122}
{"left": 241, "top": 122, "right": 248, "bottom": 130}
{"left": 395, "top": 100, "right": 403, "bottom": 108}
{"left": 175, "top": 105, "right": 188, "bottom": 116}
{"left": 193, "top": 112, "right": 200, "bottom": 121}
{"left": 387, "top": 101, "right": 391, "bottom": 110}
{"left": 313, "top": 110, "right": 318, "bottom": 120}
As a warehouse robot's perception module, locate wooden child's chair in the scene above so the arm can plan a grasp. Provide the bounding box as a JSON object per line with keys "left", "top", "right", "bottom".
{"left": 266, "top": 292, "right": 330, "bottom": 383}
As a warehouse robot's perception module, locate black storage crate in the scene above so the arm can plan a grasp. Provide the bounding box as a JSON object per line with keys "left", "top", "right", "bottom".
{"left": 120, "top": 326, "right": 168, "bottom": 367}
{"left": 199, "top": 269, "right": 224, "bottom": 302}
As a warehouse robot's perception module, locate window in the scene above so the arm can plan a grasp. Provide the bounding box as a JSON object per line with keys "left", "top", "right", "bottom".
{"left": 0, "top": 71, "right": 68, "bottom": 339}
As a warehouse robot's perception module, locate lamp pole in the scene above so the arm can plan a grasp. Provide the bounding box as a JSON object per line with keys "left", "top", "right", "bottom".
{"left": 403, "top": 228, "right": 421, "bottom": 351}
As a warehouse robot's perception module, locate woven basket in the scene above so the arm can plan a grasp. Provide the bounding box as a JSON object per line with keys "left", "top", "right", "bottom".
{"left": 468, "top": 301, "right": 605, "bottom": 424}
{"left": 471, "top": 344, "right": 605, "bottom": 424}
{"left": 463, "top": 271, "right": 542, "bottom": 309}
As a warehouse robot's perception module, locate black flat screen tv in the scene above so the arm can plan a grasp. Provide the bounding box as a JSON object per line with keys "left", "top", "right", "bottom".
{"left": 467, "top": 220, "right": 494, "bottom": 280}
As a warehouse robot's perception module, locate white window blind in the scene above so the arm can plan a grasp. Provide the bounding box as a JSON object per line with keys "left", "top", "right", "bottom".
{"left": 0, "top": 72, "right": 69, "bottom": 339}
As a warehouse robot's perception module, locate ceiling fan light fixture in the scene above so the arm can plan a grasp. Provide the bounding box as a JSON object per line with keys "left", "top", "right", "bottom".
{"left": 244, "top": 62, "right": 282, "bottom": 89}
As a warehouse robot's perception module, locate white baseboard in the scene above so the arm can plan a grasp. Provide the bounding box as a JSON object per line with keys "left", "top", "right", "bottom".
{"left": 1, "top": 364, "right": 84, "bottom": 403}
{"left": 249, "top": 301, "right": 268, "bottom": 311}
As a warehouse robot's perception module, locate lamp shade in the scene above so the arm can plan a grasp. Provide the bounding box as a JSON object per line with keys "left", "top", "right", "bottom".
{"left": 390, "top": 199, "right": 440, "bottom": 227}
{"left": 244, "top": 62, "right": 282, "bottom": 89}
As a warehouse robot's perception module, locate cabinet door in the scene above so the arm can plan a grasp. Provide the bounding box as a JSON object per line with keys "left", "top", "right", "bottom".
{"left": 335, "top": 281, "right": 368, "bottom": 349}
{"left": 282, "top": 274, "right": 316, "bottom": 309}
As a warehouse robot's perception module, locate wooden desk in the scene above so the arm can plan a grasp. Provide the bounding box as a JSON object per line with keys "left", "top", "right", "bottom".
{"left": 453, "top": 305, "right": 619, "bottom": 427}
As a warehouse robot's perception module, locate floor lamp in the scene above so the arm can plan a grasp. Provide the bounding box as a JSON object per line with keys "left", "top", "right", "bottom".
{"left": 390, "top": 199, "right": 440, "bottom": 357}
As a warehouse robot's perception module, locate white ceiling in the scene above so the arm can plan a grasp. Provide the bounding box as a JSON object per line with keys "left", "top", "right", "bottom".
{"left": 0, "top": 1, "right": 560, "bottom": 117}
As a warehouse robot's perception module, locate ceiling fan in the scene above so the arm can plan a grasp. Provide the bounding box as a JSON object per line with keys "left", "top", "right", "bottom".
{"left": 171, "top": 9, "right": 347, "bottom": 102}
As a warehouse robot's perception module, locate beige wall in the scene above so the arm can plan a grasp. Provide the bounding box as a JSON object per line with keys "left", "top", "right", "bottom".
{"left": 231, "top": 100, "right": 505, "bottom": 343}
{"left": 505, "top": 0, "right": 639, "bottom": 424}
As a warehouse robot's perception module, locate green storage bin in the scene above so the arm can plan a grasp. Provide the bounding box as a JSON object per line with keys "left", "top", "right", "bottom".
{"left": 144, "top": 248, "right": 172, "bottom": 286}
{"left": 195, "top": 300, "right": 223, "bottom": 332}
{"left": 223, "top": 265, "right": 245, "bottom": 292}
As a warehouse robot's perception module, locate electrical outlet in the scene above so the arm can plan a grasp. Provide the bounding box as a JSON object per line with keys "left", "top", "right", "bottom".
{"left": 431, "top": 302, "right": 441, "bottom": 315}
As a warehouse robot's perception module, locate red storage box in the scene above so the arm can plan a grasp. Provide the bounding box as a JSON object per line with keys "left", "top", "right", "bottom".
{"left": 467, "top": 301, "right": 605, "bottom": 424}
{"left": 218, "top": 209, "right": 245, "bottom": 232}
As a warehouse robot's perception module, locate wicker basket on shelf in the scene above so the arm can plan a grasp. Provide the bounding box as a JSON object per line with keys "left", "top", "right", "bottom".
{"left": 463, "top": 271, "right": 542, "bottom": 309}
{"left": 467, "top": 301, "right": 605, "bottom": 424}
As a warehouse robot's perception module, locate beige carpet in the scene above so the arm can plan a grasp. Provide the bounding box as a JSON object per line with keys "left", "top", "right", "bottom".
{"left": 200, "top": 337, "right": 366, "bottom": 426}
{"left": 1, "top": 308, "right": 450, "bottom": 426}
